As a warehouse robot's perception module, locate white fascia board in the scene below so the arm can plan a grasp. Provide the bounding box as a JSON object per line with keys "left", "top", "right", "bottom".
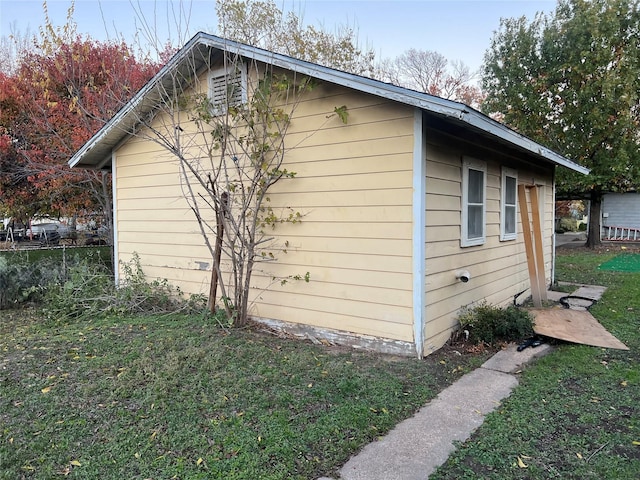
{"left": 69, "top": 34, "right": 206, "bottom": 168}
{"left": 458, "top": 110, "right": 590, "bottom": 175}
{"left": 201, "top": 35, "right": 589, "bottom": 176}
{"left": 71, "top": 32, "right": 590, "bottom": 177}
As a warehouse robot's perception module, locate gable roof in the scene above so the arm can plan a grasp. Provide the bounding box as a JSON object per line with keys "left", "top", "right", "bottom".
{"left": 69, "top": 32, "right": 589, "bottom": 175}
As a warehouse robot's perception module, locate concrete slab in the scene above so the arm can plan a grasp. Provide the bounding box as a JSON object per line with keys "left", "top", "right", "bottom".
{"left": 572, "top": 285, "right": 607, "bottom": 302}
{"left": 547, "top": 290, "right": 572, "bottom": 302}
{"left": 481, "top": 343, "right": 553, "bottom": 374}
{"left": 561, "top": 297, "right": 592, "bottom": 310}
{"left": 337, "top": 368, "right": 518, "bottom": 480}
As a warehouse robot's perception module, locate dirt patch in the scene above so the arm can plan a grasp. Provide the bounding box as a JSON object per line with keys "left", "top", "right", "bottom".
{"left": 557, "top": 243, "right": 640, "bottom": 254}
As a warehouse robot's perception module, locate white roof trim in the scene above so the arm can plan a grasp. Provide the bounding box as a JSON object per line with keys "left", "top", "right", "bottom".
{"left": 69, "top": 32, "right": 589, "bottom": 176}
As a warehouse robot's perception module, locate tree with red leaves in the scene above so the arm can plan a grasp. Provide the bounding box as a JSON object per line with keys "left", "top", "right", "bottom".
{"left": 0, "top": 13, "right": 159, "bottom": 237}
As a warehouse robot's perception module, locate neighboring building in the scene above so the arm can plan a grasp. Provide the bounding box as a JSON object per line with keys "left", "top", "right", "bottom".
{"left": 69, "top": 33, "right": 588, "bottom": 357}
{"left": 602, "top": 193, "right": 640, "bottom": 241}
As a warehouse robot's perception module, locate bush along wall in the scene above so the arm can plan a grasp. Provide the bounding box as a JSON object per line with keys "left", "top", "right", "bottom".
{"left": 1, "top": 248, "right": 208, "bottom": 322}
{"left": 456, "top": 302, "right": 534, "bottom": 345}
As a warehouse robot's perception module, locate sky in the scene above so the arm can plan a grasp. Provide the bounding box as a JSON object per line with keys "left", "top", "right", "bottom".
{"left": 0, "top": 0, "right": 556, "bottom": 73}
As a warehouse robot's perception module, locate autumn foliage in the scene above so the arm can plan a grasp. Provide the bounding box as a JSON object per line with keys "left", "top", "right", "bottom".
{"left": 0, "top": 35, "right": 159, "bottom": 220}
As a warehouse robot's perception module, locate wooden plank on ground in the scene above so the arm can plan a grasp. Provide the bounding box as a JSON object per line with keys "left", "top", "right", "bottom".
{"left": 529, "top": 308, "right": 629, "bottom": 350}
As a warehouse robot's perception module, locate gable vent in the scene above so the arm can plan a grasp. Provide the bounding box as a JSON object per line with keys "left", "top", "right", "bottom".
{"left": 209, "top": 63, "right": 247, "bottom": 113}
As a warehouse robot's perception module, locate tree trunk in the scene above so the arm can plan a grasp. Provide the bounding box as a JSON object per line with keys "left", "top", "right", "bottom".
{"left": 236, "top": 255, "right": 253, "bottom": 328}
{"left": 208, "top": 219, "right": 224, "bottom": 313}
{"left": 208, "top": 192, "right": 228, "bottom": 313}
{"left": 585, "top": 189, "right": 602, "bottom": 249}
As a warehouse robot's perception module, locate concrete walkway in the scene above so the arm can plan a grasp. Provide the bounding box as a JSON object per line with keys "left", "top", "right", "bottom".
{"left": 319, "top": 284, "right": 607, "bottom": 480}
{"left": 318, "top": 342, "right": 554, "bottom": 480}
{"left": 555, "top": 232, "right": 586, "bottom": 248}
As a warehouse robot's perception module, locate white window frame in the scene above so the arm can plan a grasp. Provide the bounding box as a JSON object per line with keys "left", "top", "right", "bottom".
{"left": 500, "top": 167, "right": 518, "bottom": 241}
{"left": 461, "top": 158, "right": 487, "bottom": 247}
{"left": 208, "top": 62, "right": 247, "bottom": 114}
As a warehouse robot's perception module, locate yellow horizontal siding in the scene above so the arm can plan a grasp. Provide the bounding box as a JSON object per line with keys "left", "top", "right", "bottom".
{"left": 253, "top": 303, "right": 414, "bottom": 341}
{"left": 425, "top": 177, "right": 459, "bottom": 197}
{"left": 423, "top": 140, "right": 555, "bottom": 352}
{"left": 265, "top": 220, "right": 411, "bottom": 240}
{"left": 266, "top": 188, "right": 411, "bottom": 208}
{"left": 275, "top": 235, "right": 411, "bottom": 256}
{"left": 251, "top": 273, "right": 412, "bottom": 310}
{"left": 426, "top": 194, "right": 459, "bottom": 211}
{"left": 114, "top": 74, "right": 416, "bottom": 345}
{"left": 277, "top": 250, "right": 412, "bottom": 274}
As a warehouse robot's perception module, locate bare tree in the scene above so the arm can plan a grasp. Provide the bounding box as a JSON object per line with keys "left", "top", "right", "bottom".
{"left": 0, "top": 24, "right": 34, "bottom": 75}
{"left": 215, "top": 0, "right": 376, "bottom": 76}
{"left": 377, "top": 48, "right": 484, "bottom": 108}
{"left": 124, "top": 43, "right": 346, "bottom": 325}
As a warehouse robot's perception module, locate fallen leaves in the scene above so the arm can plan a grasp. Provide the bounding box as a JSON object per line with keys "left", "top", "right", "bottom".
{"left": 57, "top": 459, "right": 82, "bottom": 476}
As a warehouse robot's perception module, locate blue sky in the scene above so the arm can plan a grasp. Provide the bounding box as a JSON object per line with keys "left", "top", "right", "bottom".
{"left": 0, "top": 0, "right": 555, "bottom": 72}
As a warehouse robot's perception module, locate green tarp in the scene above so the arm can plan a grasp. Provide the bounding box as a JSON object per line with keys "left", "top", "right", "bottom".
{"left": 598, "top": 254, "right": 640, "bottom": 272}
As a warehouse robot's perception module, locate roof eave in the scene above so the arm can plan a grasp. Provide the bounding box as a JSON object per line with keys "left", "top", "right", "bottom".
{"left": 68, "top": 33, "right": 210, "bottom": 169}
{"left": 70, "top": 32, "right": 590, "bottom": 176}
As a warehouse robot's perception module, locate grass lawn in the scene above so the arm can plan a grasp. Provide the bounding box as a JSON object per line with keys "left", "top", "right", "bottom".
{"left": 0, "top": 309, "right": 489, "bottom": 479}
{"left": 3, "top": 247, "right": 639, "bottom": 479}
{"left": 430, "top": 247, "right": 640, "bottom": 480}
{"left": 0, "top": 246, "right": 112, "bottom": 269}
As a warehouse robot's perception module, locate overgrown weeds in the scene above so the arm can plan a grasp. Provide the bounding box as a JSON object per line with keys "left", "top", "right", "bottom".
{"left": 0, "top": 248, "right": 207, "bottom": 322}
{"left": 0, "top": 252, "right": 76, "bottom": 309}
{"left": 44, "top": 253, "right": 207, "bottom": 323}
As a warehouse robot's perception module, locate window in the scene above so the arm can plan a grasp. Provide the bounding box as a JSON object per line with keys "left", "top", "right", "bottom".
{"left": 208, "top": 63, "right": 247, "bottom": 114}
{"left": 501, "top": 167, "right": 518, "bottom": 241}
{"left": 461, "top": 158, "right": 486, "bottom": 247}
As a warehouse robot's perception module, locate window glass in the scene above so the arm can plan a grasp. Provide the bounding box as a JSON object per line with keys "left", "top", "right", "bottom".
{"left": 461, "top": 159, "right": 486, "bottom": 247}
{"left": 468, "top": 169, "right": 484, "bottom": 204}
{"left": 468, "top": 204, "right": 483, "bottom": 238}
{"left": 501, "top": 168, "right": 518, "bottom": 241}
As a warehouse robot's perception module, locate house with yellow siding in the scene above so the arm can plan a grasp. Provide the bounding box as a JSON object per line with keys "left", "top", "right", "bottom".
{"left": 69, "top": 33, "right": 588, "bottom": 358}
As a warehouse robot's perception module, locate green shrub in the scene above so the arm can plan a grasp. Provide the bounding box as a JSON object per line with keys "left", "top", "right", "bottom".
{"left": 559, "top": 217, "right": 578, "bottom": 232}
{"left": 42, "top": 254, "right": 115, "bottom": 320}
{"left": 456, "top": 302, "right": 534, "bottom": 345}
{"left": 1, "top": 249, "right": 207, "bottom": 321}
{"left": 0, "top": 254, "right": 66, "bottom": 309}
{"left": 578, "top": 222, "right": 587, "bottom": 231}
